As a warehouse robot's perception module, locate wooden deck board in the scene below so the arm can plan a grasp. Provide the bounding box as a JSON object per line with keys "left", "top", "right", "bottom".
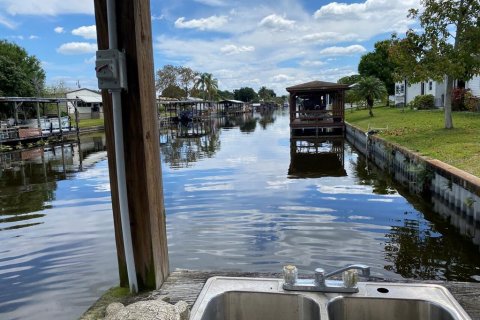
{"left": 123, "top": 270, "right": 480, "bottom": 319}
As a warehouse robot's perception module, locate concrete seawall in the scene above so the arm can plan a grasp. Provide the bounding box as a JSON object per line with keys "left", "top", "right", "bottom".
{"left": 345, "top": 123, "right": 480, "bottom": 248}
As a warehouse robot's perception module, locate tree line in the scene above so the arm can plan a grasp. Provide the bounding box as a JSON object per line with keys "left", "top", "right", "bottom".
{"left": 155, "top": 64, "right": 286, "bottom": 104}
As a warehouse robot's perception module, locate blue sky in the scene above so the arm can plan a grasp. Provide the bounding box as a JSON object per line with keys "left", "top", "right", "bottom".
{"left": 0, "top": 0, "right": 419, "bottom": 95}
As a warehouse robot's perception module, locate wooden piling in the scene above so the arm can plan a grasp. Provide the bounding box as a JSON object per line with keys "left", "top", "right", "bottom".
{"left": 94, "top": 0, "right": 169, "bottom": 290}
{"left": 56, "top": 101, "right": 62, "bottom": 138}
{"left": 36, "top": 102, "right": 41, "bottom": 133}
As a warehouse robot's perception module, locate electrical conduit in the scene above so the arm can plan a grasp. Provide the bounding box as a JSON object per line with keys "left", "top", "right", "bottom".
{"left": 106, "top": 0, "right": 138, "bottom": 293}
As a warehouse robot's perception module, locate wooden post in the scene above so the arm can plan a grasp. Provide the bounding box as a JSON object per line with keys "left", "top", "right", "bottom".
{"left": 56, "top": 102, "right": 63, "bottom": 138}
{"left": 94, "top": 0, "right": 169, "bottom": 290}
{"left": 14, "top": 102, "right": 18, "bottom": 125}
{"left": 74, "top": 101, "right": 80, "bottom": 142}
{"left": 36, "top": 102, "right": 41, "bottom": 132}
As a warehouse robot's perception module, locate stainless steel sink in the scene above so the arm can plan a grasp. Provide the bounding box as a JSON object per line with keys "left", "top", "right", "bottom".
{"left": 327, "top": 297, "right": 456, "bottom": 320}
{"left": 190, "top": 277, "right": 471, "bottom": 320}
{"left": 200, "top": 291, "right": 320, "bottom": 320}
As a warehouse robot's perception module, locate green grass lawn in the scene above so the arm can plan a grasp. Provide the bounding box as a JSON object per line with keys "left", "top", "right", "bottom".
{"left": 78, "top": 118, "right": 105, "bottom": 128}
{"left": 345, "top": 107, "right": 480, "bottom": 177}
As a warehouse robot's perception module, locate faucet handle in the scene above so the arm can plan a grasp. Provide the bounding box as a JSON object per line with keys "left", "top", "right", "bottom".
{"left": 314, "top": 268, "right": 325, "bottom": 286}
{"left": 283, "top": 265, "right": 298, "bottom": 285}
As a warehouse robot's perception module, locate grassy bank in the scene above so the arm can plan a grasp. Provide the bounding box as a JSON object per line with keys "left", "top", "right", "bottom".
{"left": 345, "top": 107, "right": 480, "bottom": 177}
{"left": 78, "top": 118, "right": 104, "bottom": 129}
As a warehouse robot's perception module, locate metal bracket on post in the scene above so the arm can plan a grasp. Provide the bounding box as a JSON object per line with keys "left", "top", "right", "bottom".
{"left": 95, "top": 49, "right": 128, "bottom": 90}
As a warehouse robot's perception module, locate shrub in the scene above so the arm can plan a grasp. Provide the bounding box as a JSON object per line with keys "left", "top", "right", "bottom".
{"left": 411, "top": 94, "right": 435, "bottom": 110}
{"left": 464, "top": 91, "right": 480, "bottom": 112}
{"left": 452, "top": 88, "right": 467, "bottom": 111}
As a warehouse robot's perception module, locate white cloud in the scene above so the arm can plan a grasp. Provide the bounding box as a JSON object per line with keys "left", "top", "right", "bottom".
{"left": 84, "top": 55, "right": 96, "bottom": 64}
{"left": 299, "top": 32, "right": 359, "bottom": 44}
{"left": 319, "top": 45, "right": 367, "bottom": 56}
{"left": 220, "top": 44, "right": 255, "bottom": 55}
{"left": 29, "top": 35, "right": 39, "bottom": 40}
{"left": 57, "top": 42, "right": 97, "bottom": 55}
{"left": 54, "top": 26, "right": 65, "bottom": 34}
{"left": 299, "top": 60, "right": 325, "bottom": 67}
{"left": 259, "top": 14, "right": 295, "bottom": 30}
{"left": 72, "top": 25, "right": 97, "bottom": 40}
{"left": 313, "top": 0, "right": 420, "bottom": 34}
{"left": 193, "top": 0, "right": 226, "bottom": 6}
{"left": 0, "top": 14, "right": 16, "bottom": 29}
{"left": 315, "top": 0, "right": 420, "bottom": 19}
{"left": 175, "top": 15, "right": 228, "bottom": 31}
{"left": 0, "top": 0, "right": 94, "bottom": 15}
{"left": 272, "top": 74, "right": 294, "bottom": 82}
{"left": 151, "top": 14, "right": 164, "bottom": 21}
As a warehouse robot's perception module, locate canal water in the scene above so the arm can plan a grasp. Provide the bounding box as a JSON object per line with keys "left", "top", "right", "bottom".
{"left": 1, "top": 110, "right": 479, "bottom": 319}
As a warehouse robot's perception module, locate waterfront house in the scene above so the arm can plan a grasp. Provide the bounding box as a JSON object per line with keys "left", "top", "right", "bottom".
{"left": 394, "top": 75, "right": 480, "bottom": 107}
{"left": 66, "top": 88, "right": 103, "bottom": 119}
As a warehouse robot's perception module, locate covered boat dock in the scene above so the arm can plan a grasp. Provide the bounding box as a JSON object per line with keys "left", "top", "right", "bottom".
{"left": 0, "top": 97, "right": 80, "bottom": 145}
{"left": 287, "top": 81, "right": 349, "bottom": 138}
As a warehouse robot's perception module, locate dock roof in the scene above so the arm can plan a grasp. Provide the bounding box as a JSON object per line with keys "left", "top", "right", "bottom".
{"left": 286, "top": 81, "right": 350, "bottom": 93}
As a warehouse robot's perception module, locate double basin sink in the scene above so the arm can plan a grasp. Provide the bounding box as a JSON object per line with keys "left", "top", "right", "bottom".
{"left": 190, "top": 277, "right": 471, "bottom": 320}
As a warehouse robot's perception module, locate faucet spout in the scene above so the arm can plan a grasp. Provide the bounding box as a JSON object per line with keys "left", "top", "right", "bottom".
{"left": 325, "top": 264, "right": 370, "bottom": 279}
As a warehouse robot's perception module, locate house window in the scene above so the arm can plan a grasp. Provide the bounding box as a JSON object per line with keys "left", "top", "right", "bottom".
{"left": 429, "top": 81, "right": 433, "bottom": 91}
{"left": 421, "top": 82, "right": 425, "bottom": 95}
{"left": 396, "top": 85, "right": 405, "bottom": 95}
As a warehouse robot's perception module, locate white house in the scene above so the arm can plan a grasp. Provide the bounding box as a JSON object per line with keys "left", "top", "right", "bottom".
{"left": 395, "top": 75, "right": 480, "bottom": 107}
{"left": 66, "top": 88, "right": 103, "bottom": 119}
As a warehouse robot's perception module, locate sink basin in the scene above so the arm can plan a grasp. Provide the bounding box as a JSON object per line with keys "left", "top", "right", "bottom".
{"left": 327, "top": 297, "right": 456, "bottom": 320}
{"left": 190, "top": 277, "right": 471, "bottom": 320}
{"left": 200, "top": 291, "right": 320, "bottom": 320}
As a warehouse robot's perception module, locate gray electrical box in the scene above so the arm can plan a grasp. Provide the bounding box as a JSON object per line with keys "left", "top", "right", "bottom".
{"left": 95, "top": 49, "right": 128, "bottom": 90}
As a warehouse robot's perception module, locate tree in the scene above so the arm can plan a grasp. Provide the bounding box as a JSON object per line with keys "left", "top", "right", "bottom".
{"left": 258, "top": 86, "right": 276, "bottom": 101}
{"left": 44, "top": 80, "right": 71, "bottom": 98}
{"left": 161, "top": 84, "right": 184, "bottom": 99}
{"left": 358, "top": 40, "right": 397, "bottom": 105}
{"left": 155, "top": 65, "right": 198, "bottom": 98}
{"left": 352, "top": 76, "right": 387, "bottom": 117}
{"left": 155, "top": 65, "right": 177, "bottom": 94}
{"left": 234, "top": 87, "right": 258, "bottom": 102}
{"left": 338, "top": 75, "right": 362, "bottom": 110}
{"left": 390, "top": 0, "right": 480, "bottom": 129}
{"left": 194, "top": 73, "right": 218, "bottom": 101}
{"left": 217, "top": 89, "right": 234, "bottom": 100}
{"left": 337, "top": 75, "right": 361, "bottom": 85}
{"left": 177, "top": 66, "right": 198, "bottom": 98}
{"left": 0, "top": 40, "right": 45, "bottom": 96}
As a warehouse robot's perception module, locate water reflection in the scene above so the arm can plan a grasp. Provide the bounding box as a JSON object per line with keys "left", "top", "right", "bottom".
{"left": 160, "top": 120, "right": 221, "bottom": 169}
{"left": 0, "top": 134, "right": 107, "bottom": 229}
{"left": 353, "top": 155, "right": 480, "bottom": 281}
{"left": 288, "top": 138, "right": 346, "bottom": 178}
{"left": 0, "top": 133, "right": 117, "bottom": 320}
{"left": 257, "top": 109, "right": 276, "bottom": 130}
{"left": 160, "top": 113, "right": 265, "bottom": 169}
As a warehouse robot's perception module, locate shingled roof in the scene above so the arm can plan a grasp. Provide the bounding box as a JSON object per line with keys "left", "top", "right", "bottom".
{"left": 286, "top": 81, "right": 350, "bottom": 92}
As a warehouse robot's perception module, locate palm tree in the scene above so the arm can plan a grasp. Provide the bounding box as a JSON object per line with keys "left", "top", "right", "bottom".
{"left": 194, "top": 73, "right": 218, "bottom": 101}
{"left": 353, "top": 76, "right": 387, "bottom": 117}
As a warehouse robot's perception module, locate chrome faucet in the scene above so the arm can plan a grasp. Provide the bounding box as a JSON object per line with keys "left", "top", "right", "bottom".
{"left": 282, "top": 264, "right": 370, "bottom": 293}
